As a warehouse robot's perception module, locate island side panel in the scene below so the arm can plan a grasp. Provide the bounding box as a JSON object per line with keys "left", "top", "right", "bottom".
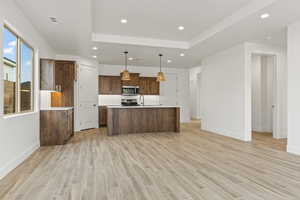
{"left": 107, "top": 107, "right": 180, "bottom": 135}
{"left": 107, "top": 108, "right": 120, "bottom": 136}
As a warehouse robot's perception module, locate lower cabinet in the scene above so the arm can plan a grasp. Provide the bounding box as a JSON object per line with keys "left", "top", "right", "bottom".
{"left": 99, "top": 106, "right": 107, "bottom": 126}
{"left": 40, "top": 109, "right": 74, "bottom": 146}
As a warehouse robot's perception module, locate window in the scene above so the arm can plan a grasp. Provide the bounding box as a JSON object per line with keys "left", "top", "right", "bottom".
{"left": 3, "top": 25, "right": 34, "bottom": 115}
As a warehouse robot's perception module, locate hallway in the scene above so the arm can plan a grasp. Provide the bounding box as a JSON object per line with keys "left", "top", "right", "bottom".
{"left": 193, "top": 120, "right": 287, "bottom": 152}
{"left": 252, "top": 132, "right": 287, "bottom": 152}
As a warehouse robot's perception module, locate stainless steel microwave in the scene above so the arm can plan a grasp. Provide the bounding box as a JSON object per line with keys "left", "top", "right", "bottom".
{"left": 122, "top": 86, "right": 139, "bottom": 96}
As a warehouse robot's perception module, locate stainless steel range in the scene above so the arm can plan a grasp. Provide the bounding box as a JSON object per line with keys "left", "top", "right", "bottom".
{"left": 121, "top": 86, "right": 140, "bottom": 106}
{"left": 121, "top": 96, "right": 139, "bottom": 106}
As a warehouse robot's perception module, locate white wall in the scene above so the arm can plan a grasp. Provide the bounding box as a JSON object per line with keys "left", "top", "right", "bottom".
{"left": 0, "top": 0, "right": 55, "bottom": 179}
{"left": 189, "top": 66, "right": 202, "bottom": 120}
{"left": 287, "top": 21, "right": 300, "bottom": 155}
{"left": 99, "top": 64, "right": 191, "bottom": 123}
{"left": 99, "top": 95, "right": 160, "bottom": 106}
{"left": 200, "top": 42, "right": 286, "bottom": 142}
{"left": 200, "top": 44, "right": 248, "bottom": 141}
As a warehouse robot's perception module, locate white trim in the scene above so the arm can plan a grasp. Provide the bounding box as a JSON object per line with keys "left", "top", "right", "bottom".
{"left": 2, "top": 23, "right": 37, "bottom": 118}
{"left": 245, "top": 43, "right": 284, "bottom": 141}
{"left": 92, "top": 33, "right": 190, "bottom": 49}
{"left": 3, "top": 111, "right": 38, "bottom": 119}
{"left": 202, "top": 127, "right": 250, "bottom": 142}
{"left": 55, "top": 55, "right": 98, "bottom": 67}
{"left": 91, "top": 0, "right": 277, "bottom": 49}
{"left": 189, "top": 0, "right": 277, "bottom": 47}
{"left": 287, "top": 145, "right": 300, "bottom": 156}
{"left": 0, "top": 142, "right": 39, "bottom": 180}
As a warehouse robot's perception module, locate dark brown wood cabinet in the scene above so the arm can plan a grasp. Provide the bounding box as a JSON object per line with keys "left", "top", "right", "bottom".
{"left": 149, "top": 77, "right": 160, "bottom": 95}
{"left": 107, "top": 107, "right": 180, "bottom": 136}
{"left": 98, "top": 74, "right": 159, "bottom": 95}
{"left": 139, "top": 77, "right": 160, "bottom": 95}
{"left": 40, "top": 109, "right": 74, "bottom": 146}
{"left": 111, "top": 76, "right": 121, "bottom": 94}
{"left": 40, "top": 59, "right": 75, "bottom": 107}
{"left": 99, "top": 76, "right": 121, "bottom": 94}
{"left": 99, "top": 106, "right": 108, "bottom": 126}
{"left": 121, "top": 73, "right": 140, "bottom": 86}
{"left": 40, "top": 59, "right": 56, "bottom": 90}
{"left": 139, "top": 77, "right": 148, "bottom": 95}
{"left": 54, "top": 61, "right": 75, "bottom": 107}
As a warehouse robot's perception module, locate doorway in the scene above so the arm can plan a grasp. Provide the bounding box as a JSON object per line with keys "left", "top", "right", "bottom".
{"left": 250, "top": 54, "right": 286, "bottom": 151}
{"left": 190, "top": 72, "right": 201, "bottom": 120}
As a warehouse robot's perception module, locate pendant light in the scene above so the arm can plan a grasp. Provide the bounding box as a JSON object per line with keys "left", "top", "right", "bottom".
{"left": 157, "top": 54, "right": 166, "bottom": 82}
{"left": 121, "top": 51, "right": 131, "bottom": 81}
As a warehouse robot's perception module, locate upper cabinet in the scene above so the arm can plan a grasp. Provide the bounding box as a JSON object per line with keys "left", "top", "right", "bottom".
{"left": 121, "top": 73, "right": 140, "bottom": 86}
{"left": 40, "top": 59, "right": 76, "bottom": 107}
{"left": 54, "top": 61, "right": 75, "bottom": 107}
{"left": 40, "top": 59, "right": 56, "bottom": 90}
{"left": 98, "top": 74, "right": 160, "bottom": 95}
{"left": 139, "top": 77, "right": 160, "bottom": 95}
{"left": 40, "top": 59, "right": 75, "bottom": 91}
{"left": 99, "top": 76, "right": 121, "bottom": 95}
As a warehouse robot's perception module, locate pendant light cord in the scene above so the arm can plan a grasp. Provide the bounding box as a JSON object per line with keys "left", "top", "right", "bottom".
{"left": 159, "top": 54, "right": 163, "bottom": 72}
{"left": 125, "top": 51, "right": 128, "bottom": 70}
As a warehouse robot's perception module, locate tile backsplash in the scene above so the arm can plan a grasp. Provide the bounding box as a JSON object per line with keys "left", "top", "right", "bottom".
{"left": 98, "top": 95, "right": 160, "bottom": 106}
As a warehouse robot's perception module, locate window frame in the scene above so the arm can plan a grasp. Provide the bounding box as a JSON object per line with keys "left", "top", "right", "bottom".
{"left": 3, "top": 24, "right": 35, "bottom": 115}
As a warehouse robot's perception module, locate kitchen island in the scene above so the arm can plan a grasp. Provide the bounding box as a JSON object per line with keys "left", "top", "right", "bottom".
{"left": 107, "top": 106, "right": 180, "bottom": 136}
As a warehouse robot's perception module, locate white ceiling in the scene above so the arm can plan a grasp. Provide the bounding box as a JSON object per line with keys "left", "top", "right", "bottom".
{"left": 92, "top": 0, "right": 250, "bottom": 41}
{"left": 14, "top": 0, "right": 300, "bottom": 68}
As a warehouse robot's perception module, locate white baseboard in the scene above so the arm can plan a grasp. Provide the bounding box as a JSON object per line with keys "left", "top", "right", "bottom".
{"left": 181, "top": 119, "right": 191, "bottom": 123}
{"left": 274, "top": 135, "right": 288, "bottom": 139}
{"left": 287, "top": 145, "right": 300, "bottom": 156}
{"left": 0, "top": 143, "right": 39, "bottom": 180}
{"left": 202, "top": 126, "right": 249, "bottom": 142}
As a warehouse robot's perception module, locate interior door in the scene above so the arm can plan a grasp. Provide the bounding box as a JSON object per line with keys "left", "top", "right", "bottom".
{"left": 78, "top": 64, "right": 98, "bottom": 130}
{"left": 160, "top": 74, "right": 178, "bottom": 106}
{"left": 271, "top": 55, "right": 277, "bottom": 137}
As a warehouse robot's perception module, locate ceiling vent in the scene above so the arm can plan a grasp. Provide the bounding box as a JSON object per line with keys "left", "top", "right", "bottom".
{"left": 49, "top": 17, "right": 58, "bottom": 23}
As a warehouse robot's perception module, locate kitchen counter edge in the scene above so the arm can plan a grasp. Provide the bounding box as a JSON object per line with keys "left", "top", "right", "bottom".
{"left": 106, "top": 105, "right": 180, "bottom": 109}
{"left": 40, "top": 107, "right": 74, "bottom": 111}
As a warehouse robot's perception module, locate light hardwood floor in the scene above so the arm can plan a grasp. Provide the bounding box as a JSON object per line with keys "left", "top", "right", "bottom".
{"left": 252, "top": 132, "right": 287, "bottom": 152}
{"left": 0, "top": 123, "right": 299, "bottom": 200}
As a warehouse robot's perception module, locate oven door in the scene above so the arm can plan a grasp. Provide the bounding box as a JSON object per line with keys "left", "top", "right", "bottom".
{"left": 122, "top": 86, "right": 138, "bottom": 96}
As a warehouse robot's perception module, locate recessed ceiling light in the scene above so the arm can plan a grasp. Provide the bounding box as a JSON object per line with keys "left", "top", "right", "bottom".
{"left": 121, "top": 19, "right": 128, "bottom": 24}
{"left": 167, "top": 59, "right": 172, "bottom": 63}
{"left": 180, "top": 53, "right": 185, "bottom": 57}
{"left": 92, "top": 47, "right": 98, "bottom": 50}
{"left": 260, "top": 13, "right": 270, "bottom": 19}
{"left": 92, "top": 55, "right": 97, "bottom": 58}
{"left": 49, "top": 17, "right": 58, "bottom": 23}
{"left": 178, "top": 26, "right": 185, "bottom": 30}
{"left": 128, "top": 57, "right": 133, "bottom": 61}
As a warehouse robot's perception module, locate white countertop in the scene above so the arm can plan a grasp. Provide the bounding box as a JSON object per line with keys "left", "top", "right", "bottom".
{"left": 41, "top": 107, "right": 74, "bottom": 111}
{"left": 106, "top": 105, "right": 180, "bottom": 109}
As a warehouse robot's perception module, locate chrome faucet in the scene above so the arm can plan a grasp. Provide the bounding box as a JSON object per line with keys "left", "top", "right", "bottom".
{"left": 140, "top": 95, "right": 145, "bottom": 106}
